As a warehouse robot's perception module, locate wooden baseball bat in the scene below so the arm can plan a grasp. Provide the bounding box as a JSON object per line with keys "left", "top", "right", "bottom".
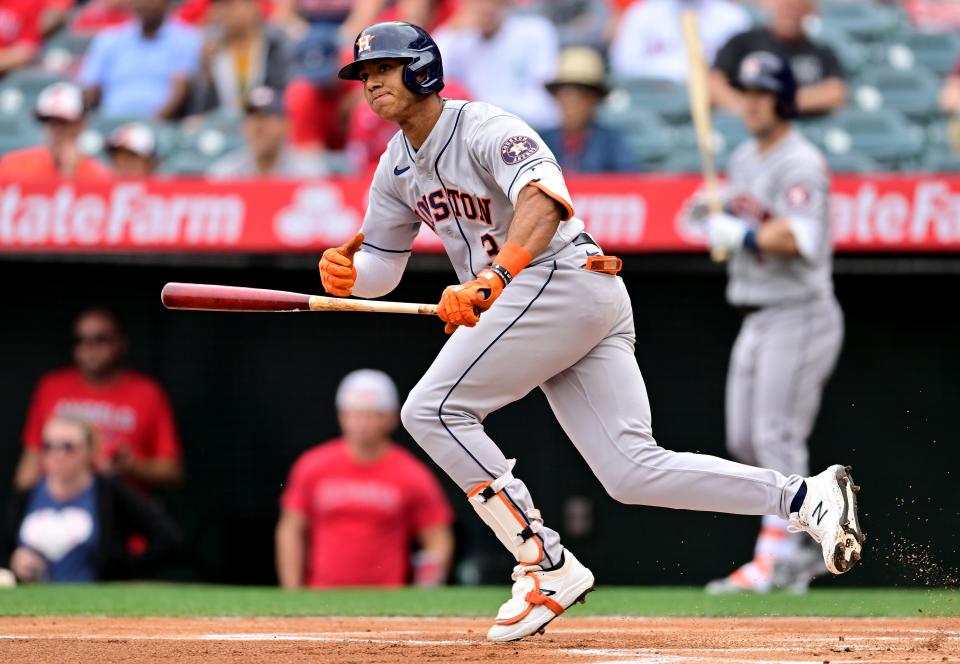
{"left": 680, "top": 10, "right": 727, "bottom": 263}
{"left": 161, "top": 283, "right": 439, "bottom": 316}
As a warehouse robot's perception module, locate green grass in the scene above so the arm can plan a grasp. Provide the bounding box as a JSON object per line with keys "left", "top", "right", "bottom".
{"left": 0, "top": 585, "right": 956, "bottom": 618}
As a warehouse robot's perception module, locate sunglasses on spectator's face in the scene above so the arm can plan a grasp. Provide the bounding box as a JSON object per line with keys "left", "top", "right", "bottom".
{"left": 42, "top": 440, "right": 84, "bottom": 453}
{"left": 74, "top": 332, "right": 116, "bottom": 346}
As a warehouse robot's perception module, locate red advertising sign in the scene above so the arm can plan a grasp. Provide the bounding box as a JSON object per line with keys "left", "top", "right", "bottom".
{"left": 0, "top": 175, "right": 958, "bottom": 253}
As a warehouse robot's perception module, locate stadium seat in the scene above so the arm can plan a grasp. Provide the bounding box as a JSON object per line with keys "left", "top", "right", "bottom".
{"left": 817, "top": 2, "right": 903, "bottom": 42}
{"left": 597, "top": 96, "right": 672, "bottom": 167}
{"left": 812, "top": 28, "right": 870, "bottom": 78}
{"left": 0, "top": 69, "right": 65, "bottom": 118}
{"left": 853, "top": 67, "right": 940, "bottom": 121}
{"left": 40, "top": 32, "right": 92, "bottom": 74}
{"left": 0, "top": 124, "right": 45, "bottom": 154}
{"left": 886, "top": 31, "right": 960, "bottom": 76}
{"left": 157, "top": 150, "right": 217, "bottom": 176}
{"left": 925, "top": 118, "right": 960, "bottom": 153}
{"left": 919, "top": 149, "right": 960, "bottom": 173}
{"left": 80, "top": 116, "right": 179, "bottom": 160}
{"left": 824, "top": 151, "right": 881, "bottom": 173}
{"left": 657, "top": 148, "right": 729, "bottom": 174}
{"left": 610, "top": 77, "right": 690, "bottom": 124}
{"left": 710, "top": 112, "right": 750, "bottom": 153}
{"left": 176, "top": 124, "right": 243, "bottom": 159}
{"left": 817, "top": 108, "right": 923, "bottom": 167}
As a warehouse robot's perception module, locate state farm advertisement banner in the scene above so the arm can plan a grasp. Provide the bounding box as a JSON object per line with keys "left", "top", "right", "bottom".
{"left": 1, "top": 175, "right": 959, "bottom": 253}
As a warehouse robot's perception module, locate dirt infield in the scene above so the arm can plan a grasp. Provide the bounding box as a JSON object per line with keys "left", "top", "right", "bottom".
{"left": 0, "top": 616, "right": 957, "bottom": 663}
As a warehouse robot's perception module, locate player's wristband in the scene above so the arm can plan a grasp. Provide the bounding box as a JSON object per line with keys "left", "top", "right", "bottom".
{"left": 743, "top": 228, "right": 759, "bottom": 252}
{"left": 492, "top": 241, "right": 533, "bottom": 285}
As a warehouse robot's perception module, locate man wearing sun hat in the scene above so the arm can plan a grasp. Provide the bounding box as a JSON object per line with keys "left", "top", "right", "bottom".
{"left": 538, "top": 47, "right": 638, "bottom": 173}
{"left": 107, "top": 121, "right": 158, "bottom": 178}
{"left": 0, "top": 81, "right": 111, "bottom": 180}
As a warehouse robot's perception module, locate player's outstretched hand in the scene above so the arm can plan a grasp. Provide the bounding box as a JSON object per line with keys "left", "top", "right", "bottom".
{"left": 319, "top": 232, "right": 364, "bottom": 297}
{"left": 706, "top": 213, "right": 749, "bottom": 254}
{"left": 436, "top": 270, "right": 505, "bottom": 334}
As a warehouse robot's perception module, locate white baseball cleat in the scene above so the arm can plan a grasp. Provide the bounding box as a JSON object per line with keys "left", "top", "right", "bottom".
{"left": 486, "top": 549, "right": 594, "bottom": 643}
{"left": 789, "top": 464, "right": 865, "bottom": 575}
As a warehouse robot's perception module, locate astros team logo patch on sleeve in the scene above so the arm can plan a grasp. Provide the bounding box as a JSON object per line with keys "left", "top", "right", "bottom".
{"left": 500, "top": 136, "right": 539, "bottom": 165}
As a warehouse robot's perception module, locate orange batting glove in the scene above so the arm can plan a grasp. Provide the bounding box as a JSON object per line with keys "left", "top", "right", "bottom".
{"left": 436, "top": 269, "right": 504, "bottom": 334}
{"left": 319, "top": 232, "right": 364, "bottom": 297}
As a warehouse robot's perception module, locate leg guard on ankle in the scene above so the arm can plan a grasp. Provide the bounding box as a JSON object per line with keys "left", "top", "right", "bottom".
{"left": 467, "top": 459, "right": 544, "bottom": 565}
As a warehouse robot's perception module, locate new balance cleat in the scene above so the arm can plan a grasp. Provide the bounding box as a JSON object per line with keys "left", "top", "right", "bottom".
{"left": 789, "top": 464, "right": 865, "bottom": 575}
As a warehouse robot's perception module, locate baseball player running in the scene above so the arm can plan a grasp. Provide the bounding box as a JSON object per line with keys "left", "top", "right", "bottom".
{"left": 694, "top": 52, "right": 845, "bottom": 594}
{"left": 319, "top": 22, "right": 863, "bottom": 642}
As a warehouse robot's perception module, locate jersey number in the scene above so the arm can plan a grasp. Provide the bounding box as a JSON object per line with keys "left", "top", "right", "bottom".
{"left": 481, "top": 233, "right": 499, "bottom": 258}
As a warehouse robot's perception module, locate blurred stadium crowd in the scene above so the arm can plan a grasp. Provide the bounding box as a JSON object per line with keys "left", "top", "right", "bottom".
{"left": 1, "top": 0, "right": 959, "bottom": 590}
{"left": 0, "top": 0, "right": 959, "bottom": 179}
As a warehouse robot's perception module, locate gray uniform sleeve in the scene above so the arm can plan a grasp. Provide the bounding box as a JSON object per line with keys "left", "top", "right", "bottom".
{"left": 771, "top": 157, "right": 830, "bottom": 261}
{"left": 469, "top": 113, "right": 575, "bottom": 220}
{"left": 359, "top": 157, "right": 421, "bottom": 255}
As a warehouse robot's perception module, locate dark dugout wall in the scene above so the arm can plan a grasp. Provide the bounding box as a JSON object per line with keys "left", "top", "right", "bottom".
{"left": 1, "top": 257, "right": 957, "bottom": 587}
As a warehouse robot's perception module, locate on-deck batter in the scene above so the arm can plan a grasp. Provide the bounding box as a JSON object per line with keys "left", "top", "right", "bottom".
{"left": 318, "top": 22, "right": 864, "bottom": 642}
{"left": 693, "top": 52, "right": 844, "bottom": 594}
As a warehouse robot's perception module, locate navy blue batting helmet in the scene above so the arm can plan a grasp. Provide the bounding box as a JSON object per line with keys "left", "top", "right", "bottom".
{"left": 338, "top": 21, "right": 444, "bottom": 96}
{"left": 734, "top": 51, "right": 798, "bottom": 119}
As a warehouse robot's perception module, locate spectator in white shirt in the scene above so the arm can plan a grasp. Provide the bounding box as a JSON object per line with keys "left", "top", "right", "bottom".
{"left": 610, "top": 0, "right": 751, "bottom": 83}
{"left": 434, "top": 0, "right": 560, "bottom": 128}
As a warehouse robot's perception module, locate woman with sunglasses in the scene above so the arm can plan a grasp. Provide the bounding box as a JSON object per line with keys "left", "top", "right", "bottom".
{"left": 1, "top": 416, "right": 181, "bottom": 583}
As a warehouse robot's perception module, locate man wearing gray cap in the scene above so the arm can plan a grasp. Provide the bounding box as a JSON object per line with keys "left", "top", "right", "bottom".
{"left": 207, "top": 85, "right": 325, "bottom": 179}
{"left": 275, "top": 369, "right": 454, "bottom": 588}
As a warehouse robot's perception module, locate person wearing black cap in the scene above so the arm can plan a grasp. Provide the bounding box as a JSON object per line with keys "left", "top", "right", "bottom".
{"left": 207, "top": 85, "right": 325, "bottom": 178}
{"left": 538, "top": 47, "right": 637, "bottom": 173}
{"left": 710, "top": 0, "right": 846, "bottom": 117}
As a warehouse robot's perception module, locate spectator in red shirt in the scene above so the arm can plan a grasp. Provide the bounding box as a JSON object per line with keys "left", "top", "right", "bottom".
{"left": 276, "top": 369, "right": 454, "bottom": 588}
{"left": 0, "top": 82, "right": 112, "bottom": 181}
{"left": 0, "top": 0, "right": 73, "bottom": 75}
{"left": 70, "top": 0, "right": 134, "bottom": 34}
{"left": 15, "top": 307, "right": 184, "bottom": 492}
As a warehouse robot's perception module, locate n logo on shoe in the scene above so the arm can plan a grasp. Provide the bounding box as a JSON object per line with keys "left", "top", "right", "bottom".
{"left": 541, "top": 589, "right": 557, "bottom": 596}
{"left": 812, "top": 501, "right": 829, "bottom": 525}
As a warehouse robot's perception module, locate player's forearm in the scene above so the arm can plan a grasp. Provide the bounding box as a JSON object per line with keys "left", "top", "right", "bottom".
{"left": 504, "top": 185, "right": 562, "bottom": 261}
{"left": 756, "top": 219, "right": 800, "bottom": 257}
{"left": 708, "top": 70, "right": 743, "bottom": 112}
{"left": 352, "top": 250, "right": 408, "bottom": 298}
{"left": 275, "top": 518, "right": 306, "bottom": 589}
{"left": 795, "top": 79, "right": 846, "bottom": 114}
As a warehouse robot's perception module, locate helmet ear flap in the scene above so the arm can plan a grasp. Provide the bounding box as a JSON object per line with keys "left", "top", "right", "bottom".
{"left": 403, "top": 52, "right": 444, "bottom": 95}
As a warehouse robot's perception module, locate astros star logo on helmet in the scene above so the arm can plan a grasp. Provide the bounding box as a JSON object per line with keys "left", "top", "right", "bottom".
{"left": 357, "top": 34, "right": 375, "bottom": 53}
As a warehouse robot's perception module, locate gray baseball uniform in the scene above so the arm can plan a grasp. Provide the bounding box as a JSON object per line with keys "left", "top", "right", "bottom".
{"left": 723, "top": 129, "right": 843, "bottom": 477}
{"left": 357, "top": 99, "right": 805, "bottom": 568}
